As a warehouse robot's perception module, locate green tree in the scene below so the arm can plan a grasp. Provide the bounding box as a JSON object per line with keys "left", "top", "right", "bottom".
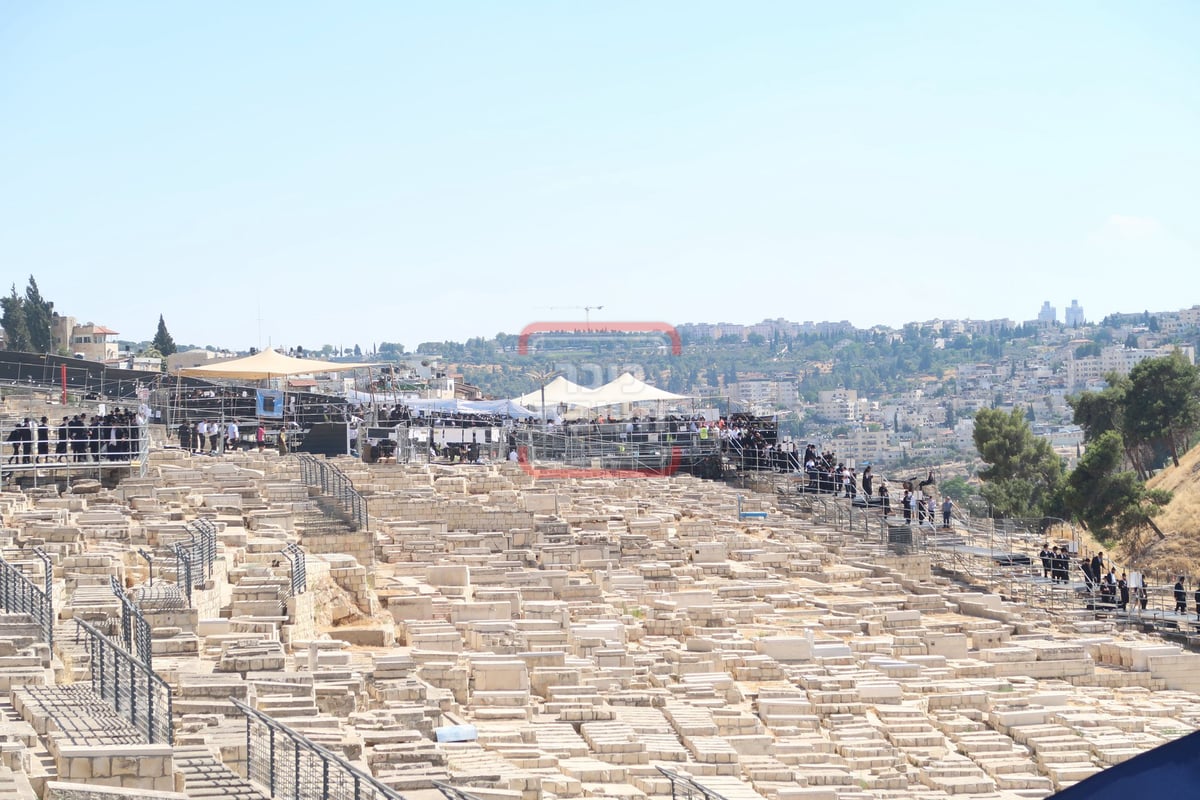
{"left": 23, "top": 277, "right": 54, "bottom": 352}
{"left": 1123, "top": 352, "right": 1200, "bottom": 469}
{"left": 152, "top": 314, "right": 177, "bottom": 356}
{"left": 1062, "top": 430, "right": 1171, "bottom": 546}
{"left": 1069, "top": 373, "right": 1149, "bottom": 476}
{"left": 938, "top": 476, "right": 976, "bottom": 505}
{"left": 0, "top": 285, "right": 31, "bottom": 351}
{"left": 973, "top": 407, "right": 1064, "bottom": 518}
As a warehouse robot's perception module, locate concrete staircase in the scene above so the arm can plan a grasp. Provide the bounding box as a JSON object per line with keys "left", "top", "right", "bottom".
{"left": 174, "top": 744, "right": 269, "bottom": 800}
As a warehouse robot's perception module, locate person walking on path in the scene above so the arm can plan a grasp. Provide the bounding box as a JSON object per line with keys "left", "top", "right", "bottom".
{"left": 1174, "top": 576, "right": 1187, "bottom": 614}
{"left": 941, "top": 496, "right": 955, "bottom": 528}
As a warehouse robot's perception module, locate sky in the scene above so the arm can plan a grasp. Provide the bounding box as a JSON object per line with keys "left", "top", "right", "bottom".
{"left": 2, "top": 2, "right": 1197, "bottom": 352}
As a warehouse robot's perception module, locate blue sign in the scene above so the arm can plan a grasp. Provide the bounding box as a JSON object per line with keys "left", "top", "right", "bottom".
{"left": 256, "top": 389, "right": 284, "bottom": 418}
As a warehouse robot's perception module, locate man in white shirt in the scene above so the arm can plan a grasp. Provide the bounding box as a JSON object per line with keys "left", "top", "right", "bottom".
{"left": 225, "top": 421, "right": 240, "bottom": 453}
{"left": 195, "top": 421, "right": 208, "bottom": 454}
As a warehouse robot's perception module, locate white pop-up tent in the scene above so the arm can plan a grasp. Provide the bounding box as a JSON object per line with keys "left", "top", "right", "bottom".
{"left": 512, "top": 375, "right": 596, "bottom": 408}
{"left": 178, "top": 348, "right": 371, "bottom": 380}
{"left": 580, "top": 372, "right": 692, "bottom": 408}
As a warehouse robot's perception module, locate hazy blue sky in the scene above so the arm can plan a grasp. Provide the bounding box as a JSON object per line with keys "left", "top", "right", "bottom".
{"left": 2, "top": 2, "right": 1197, "bottom": 351}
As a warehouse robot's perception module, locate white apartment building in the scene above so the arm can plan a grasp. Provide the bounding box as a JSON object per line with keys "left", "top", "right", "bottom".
{"left": 815, "top": 389, "right": 862, "bottom": 421}
{"left": 731, "top": 380, "right": 797, "bottom": 407}
{"left": 833, "top": 427, "right": 891, "bottom": 466}
{"left": 1066, "top": 344, "right": 1196, "bottom": 390}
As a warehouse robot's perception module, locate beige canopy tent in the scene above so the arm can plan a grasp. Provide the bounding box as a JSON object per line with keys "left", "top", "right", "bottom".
{"left": 580, "top": 372, "right": 692, "bottom": 407}
{"left": 513, "top": 375, "right": 596, "bottom": 408}
{"left": 177, "top": 348, "right": 371, "bottom": 379}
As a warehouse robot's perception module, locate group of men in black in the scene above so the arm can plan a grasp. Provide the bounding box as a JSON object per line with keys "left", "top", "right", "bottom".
{"left": 6, "top": 409, "right": 143, "bottom": 465}
{"left": 1172, "top": 577, "right": 1200, "bottom": 619}
{"left": 1039, "top": 545, "right": 1148, "bottom": 611}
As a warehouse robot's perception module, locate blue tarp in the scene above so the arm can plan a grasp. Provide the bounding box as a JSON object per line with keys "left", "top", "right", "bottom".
{"left": 1050, "top": 729, "right": 1200, "bottom": 798}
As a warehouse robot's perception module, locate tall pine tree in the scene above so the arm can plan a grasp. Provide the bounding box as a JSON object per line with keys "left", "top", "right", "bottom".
{"left": 1, "top": 285, "right": 31, "bottom": 351}
{"left": 23, "top": 277, "right": 54, "bottom": 352}
{"left": 152, "top": 314, "right": 177, "bottom": 356}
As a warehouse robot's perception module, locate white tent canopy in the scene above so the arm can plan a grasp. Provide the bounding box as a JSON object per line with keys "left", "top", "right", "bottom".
{"left": 178, "top": 348, "right": 372, "bottom": 379}
{"left": 581, "top": 372, "right": 692, "bottom": 407}
{"left": 512, "top": 375, "right": 596, "bottom": 407}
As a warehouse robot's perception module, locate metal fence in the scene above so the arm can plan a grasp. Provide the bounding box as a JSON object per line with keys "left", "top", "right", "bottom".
{"left": 190, "top": 518, "right": 219, "bottom": 575}
{"left": 434, "top": 783, "right": 487, "bottom": 800}
{"left": 234, "top": 698, "right": 403, "bottom": 800}
{"left": 515, "top": 425, "right": 721, "bottom": 474}
{"left": 171, "top": 520, "right": 217, "bottom": 605}
{"left": 0, "top": 548, "right": 53, "bottom": 648}
{"left": 297, "top": 453, "right": 368, "bottom": 531}
{"left": 656, "top": 767, "right": 736, "bottom": 800}
{"left": 73, "top": 617, "right": 173, "bottom": 744}
{"left": 281, "top": 542, "right": 307, "bottom": 598}
{"left": 110, "top": 575, "right": 153, "bottom": 670}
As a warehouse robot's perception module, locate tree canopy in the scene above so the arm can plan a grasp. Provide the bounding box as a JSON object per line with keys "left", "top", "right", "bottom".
{"left": 1, "top": 285, "right": 31, "bottom": 351}
{"left": 23, "top": 277, "right": 54, "bottom": 352}
{"left": 1071, "top": 353, "right": 1200, "bottom": 477}
{"left": 152, "top": 314, "right": 177, "bottom": 357}
{"left": 1061, "top": 429, "right": 1171, "bottom": 547}
{"left": 973, "top": 407, "right": 1064, "bottom": 518}
{"left": 1123, "top": 351, "right": 1200, "bottom": 469}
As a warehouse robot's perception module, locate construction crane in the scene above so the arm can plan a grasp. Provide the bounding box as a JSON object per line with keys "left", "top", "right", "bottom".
{"left": 545, "top": 305, "right": 605, "bottom": 325}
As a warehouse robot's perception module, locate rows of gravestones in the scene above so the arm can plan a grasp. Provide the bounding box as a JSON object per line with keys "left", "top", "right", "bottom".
{"left": 0, "top": 439, "right": 1198, "bottom": 799}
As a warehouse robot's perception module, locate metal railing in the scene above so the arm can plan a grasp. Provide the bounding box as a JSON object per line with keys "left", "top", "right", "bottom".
{"left": 171, "top": 520, "right": 217, "bottom": 606}
{"left": 656, "top": 767, "right": 737, "bottom": 800}
{"left": 73, "top": 617, "right": 173, "bottom": 744}
{"left": 434, "top": 783, "right": 489, "bottom": 800}
{"left": 191, "top": 518, "right": 219, "bottom": 576}
{"left": 297, "top": 454, "right": 368, "bottom": 531}
{"left": 280, "top": 543, "right": 307, "bottom": 598}
{"left": 514, "top": 427, "right": 719, "bottom": 476}
{"left": 0, "top": 548, "right": 54, "bottom": 648}
{"left": 175, "top": 545, "right": 194, "bottom": 605}
{"left": 234, "top": 698, "right": 404, "bottom": 800}
{"left": 110, "top": 575, "right": 153, "bottom": 670}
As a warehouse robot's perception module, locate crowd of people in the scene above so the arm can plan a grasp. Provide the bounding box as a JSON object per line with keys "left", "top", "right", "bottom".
{"left": 175, "top": 419, "right": 295, "bottom": 456}
{"left": 1033, "top": 545, "right": 1200, "bottom": 615}
{"left": 5, "top": 407, "right": 146, "bottom": 465}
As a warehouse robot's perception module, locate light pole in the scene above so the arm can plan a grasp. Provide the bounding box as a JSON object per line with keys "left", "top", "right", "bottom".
{"left": 526, "top": 367, "right": 559, "bottom": 426}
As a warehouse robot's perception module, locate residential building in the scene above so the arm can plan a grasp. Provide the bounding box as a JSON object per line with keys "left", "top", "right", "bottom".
{"left": 1064, "top": 300, "right": 1085, "bottom": 327}
{"left": 50, "top": 316, "right": 119, "bottom": 361}
{"left": 1065, "top": 344, "right": 1196, "bottom": 390}
{"left": 1036, "top": 301, "right": 1057, "bottom": 326}
{"left": 730, "top": 380, "right": 798, "bottom": 407}
{"left": 834, "top": 427, "right": 891, "bottom": 466}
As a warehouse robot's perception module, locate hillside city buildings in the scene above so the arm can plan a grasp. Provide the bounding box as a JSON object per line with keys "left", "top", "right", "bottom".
{"left": 679, "top": 302, "right": 1199, "bottom": 470}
